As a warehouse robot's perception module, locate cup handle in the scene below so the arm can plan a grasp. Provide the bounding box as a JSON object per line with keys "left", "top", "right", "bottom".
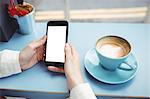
{"left": 118, "top": 60, "right": 137, "bottom": 71}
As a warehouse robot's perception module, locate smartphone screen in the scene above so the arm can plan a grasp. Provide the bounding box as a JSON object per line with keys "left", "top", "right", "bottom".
{"left": 45, "top": 24, "right": 67, "bottom": 64}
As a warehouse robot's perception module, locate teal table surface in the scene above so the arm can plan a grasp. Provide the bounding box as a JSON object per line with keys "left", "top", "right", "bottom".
{"left": 0, "top": 22, "right": 150, "bottom": 98}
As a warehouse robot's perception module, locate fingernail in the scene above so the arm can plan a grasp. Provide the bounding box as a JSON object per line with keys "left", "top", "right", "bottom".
{"left": 65, "top": 43, "right": 69, "bottom": 47}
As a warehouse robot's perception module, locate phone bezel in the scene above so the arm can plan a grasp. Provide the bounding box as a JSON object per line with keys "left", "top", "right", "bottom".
{"left": 45, "top": 20, "right": 68, "bottom": 67}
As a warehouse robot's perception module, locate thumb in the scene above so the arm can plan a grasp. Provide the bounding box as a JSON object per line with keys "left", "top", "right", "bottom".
{"left": 30, "top": 35, "right": 47, "bottom": 49}
{"left": 65, "top": 43, "right": 72, "bottom": 58}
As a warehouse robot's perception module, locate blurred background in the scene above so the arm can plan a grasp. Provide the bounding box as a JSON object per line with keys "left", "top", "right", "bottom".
{"left": 25, "top": 0, "right": 150, "bottom": 23}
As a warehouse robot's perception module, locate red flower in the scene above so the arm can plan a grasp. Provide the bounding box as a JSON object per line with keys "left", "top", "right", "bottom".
{"left": 8, "top": 0, "right": 29, "bottom": 17}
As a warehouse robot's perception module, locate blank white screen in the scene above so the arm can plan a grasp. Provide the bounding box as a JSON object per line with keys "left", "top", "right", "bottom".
{"left": 46, "top": 26, "right": 66, "bottom": 62}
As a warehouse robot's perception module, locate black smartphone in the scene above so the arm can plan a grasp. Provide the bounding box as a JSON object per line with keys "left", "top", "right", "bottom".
{"left": 45, "top": 21, "right": 68, "bottom": 67}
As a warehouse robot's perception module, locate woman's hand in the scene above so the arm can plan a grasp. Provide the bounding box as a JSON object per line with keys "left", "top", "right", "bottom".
{"left": 19, "top": 35, "right": 46, "bottom": 70}
{"left": 64, "top": 44, "right": 84, "bottom": 90}
{"left": 48, "top": 43, "right": 84, "bottom": 90}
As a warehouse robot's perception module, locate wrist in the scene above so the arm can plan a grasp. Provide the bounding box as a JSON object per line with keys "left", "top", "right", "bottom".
{"left": 66, "top": 74, "right": 84, "bottom": 90}
{"left": 19, "top": 52, "right": 25, "bottom": 70}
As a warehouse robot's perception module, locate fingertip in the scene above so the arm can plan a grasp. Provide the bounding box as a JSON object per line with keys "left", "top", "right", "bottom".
{"left": 47, "top": 66, "right": 64, "bottom": 73}
{"left": 43, "top": 35, "right": 47, "bottom": 41}
{"left": 47, "top": 66, "right": 55, "bottom": 71}
{"left": 65, "top": 43, "right": 72, "bottom": 55}
{"left": 44, "top": 35, "right": 47, "bottom": 39}
{"left": 47, "top": 66, "right": 51, "bottom": 69}
{"left": 45, "top": 35, "right": 47, "bottom": 38}
{"left": 40, "top": 35, "right": 47, "bottom": 45}
{"left": 65, "top": 43, "right": 70, "bottom": 48}
{"left": 66, "top": 43, "right": 71, "bottom": 49}
{"left": 66, "top": 43, "right": 69, "bottom": 46}
{"left": 65, "top": 43, "right": 68, "bottom": 50}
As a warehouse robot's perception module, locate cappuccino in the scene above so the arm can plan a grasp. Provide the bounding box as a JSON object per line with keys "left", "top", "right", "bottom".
{"left": 97, "top": 43, "right": 126, "bottom": 58}
{"left": 96, "top": 36, "right": 131, "bottom": 59}
{"left": 95, "top": 36, "right": 133, "bottom": 71}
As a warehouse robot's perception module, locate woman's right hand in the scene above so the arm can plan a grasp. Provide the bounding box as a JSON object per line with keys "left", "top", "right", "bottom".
{"left": 48, "top": 43, "right": 84, "bottom": 90}
{"left": 64, "top": 43, "right": 84, "bottom": 90}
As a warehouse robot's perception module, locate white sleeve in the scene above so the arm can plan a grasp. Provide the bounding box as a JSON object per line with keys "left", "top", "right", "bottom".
{"left": 0, "top": 50, "right": 22, "bottom": 78}
{"left": 69, "top": 83, "right": 97, "bottom": 99}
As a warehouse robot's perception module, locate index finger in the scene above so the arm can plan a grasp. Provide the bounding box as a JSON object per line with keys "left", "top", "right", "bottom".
{"left": 30, "top": 35, "right": 47, "bottom": 49}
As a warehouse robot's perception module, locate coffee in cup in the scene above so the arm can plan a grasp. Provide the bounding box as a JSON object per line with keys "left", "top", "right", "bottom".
{"left": 96, "top": 36, "right": 131, "bottom": 58}
{"left": 95, "top": 35, "right": 135, "bottom": 71}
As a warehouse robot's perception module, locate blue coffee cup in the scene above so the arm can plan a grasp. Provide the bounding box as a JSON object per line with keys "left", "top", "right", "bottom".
{"left": 95, "top": 35, "right": 136, "bottom": 71}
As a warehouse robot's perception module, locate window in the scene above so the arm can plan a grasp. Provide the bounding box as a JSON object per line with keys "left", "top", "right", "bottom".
{"left": 25, "top": 0, "right": 150, "bottom": 23}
